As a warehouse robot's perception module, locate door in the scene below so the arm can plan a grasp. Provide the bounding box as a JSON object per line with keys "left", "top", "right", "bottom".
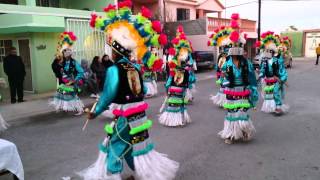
{"left": 305, "top": 32, "right": 320, "bottom": 57}
{"left": 18, "top": 39, "right": 33, "bottom": 92}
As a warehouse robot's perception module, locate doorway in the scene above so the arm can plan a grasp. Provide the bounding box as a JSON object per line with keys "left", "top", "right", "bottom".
{"left": 18, "top": 39, "right": 33, "bottom": 92}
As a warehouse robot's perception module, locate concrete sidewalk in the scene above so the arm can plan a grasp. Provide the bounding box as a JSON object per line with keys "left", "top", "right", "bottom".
{"left": 0, "top": 70, "right": 215, "bottom": 123}
{"left": 0, "top": 96, "right": 96, "bottom": 122}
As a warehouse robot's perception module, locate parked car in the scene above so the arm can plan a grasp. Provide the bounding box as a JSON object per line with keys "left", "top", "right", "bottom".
{"left": 191, "top": 51, "right": 215, "bottom": 70}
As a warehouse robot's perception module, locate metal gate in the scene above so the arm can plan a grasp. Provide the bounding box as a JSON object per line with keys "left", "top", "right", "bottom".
{"left": 66, "top": 18, "right": 106, "bottom": 61}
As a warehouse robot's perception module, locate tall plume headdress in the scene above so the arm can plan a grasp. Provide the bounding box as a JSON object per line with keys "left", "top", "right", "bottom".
{"left": 90, "top": 0, "right": 167, "bottom": 71}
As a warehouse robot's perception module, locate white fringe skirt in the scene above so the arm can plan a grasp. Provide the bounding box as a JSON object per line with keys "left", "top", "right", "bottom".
{"left": 0, "top": 113, "right": 9, "bottom": 132}
{"left": 144, "top": 80, "right": 158, "bottom": 97}
{"left": 211, "top": 88, "right": 226, "bottom": 107}
{"left": 78, "top": 102, "right": 179, "bottom": 180}
{"left": 159, "top": 110, "right": 191, "bottom": 127}
{"left": 218, "top": 111, "right": 255, "bottom": 141}
{"left": 49, "top": 92, "right": 84, "bottom": 113}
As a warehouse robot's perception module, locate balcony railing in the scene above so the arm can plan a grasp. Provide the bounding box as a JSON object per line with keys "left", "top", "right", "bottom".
{"left": 207, "top": 17, "right": 256, "bottom": 33}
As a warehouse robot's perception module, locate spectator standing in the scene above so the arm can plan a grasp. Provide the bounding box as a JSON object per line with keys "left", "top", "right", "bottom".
{"left": 3, "top": 47, "right": 26, "bottom": 104}
{"left": 90, "top": 56, "right": 105, "bottom": 91}
{"left": 315, "top": 43, "right": 320, "bottom": 65}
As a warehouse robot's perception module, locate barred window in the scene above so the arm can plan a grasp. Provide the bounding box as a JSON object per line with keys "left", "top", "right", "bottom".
{"left": 65, "top": 18, "right": 106, "bottom": 62}
{"left": 36, "top": 0, "right": 60, "bottom": 8}
{"left": 177, "top": 8, "right": 190, "bottom": 21}
{"left": 0, "top": 40, "right": 13, "bottom": 62}
{"left": 0, "top": 0, "right": 18, "bottom": 4}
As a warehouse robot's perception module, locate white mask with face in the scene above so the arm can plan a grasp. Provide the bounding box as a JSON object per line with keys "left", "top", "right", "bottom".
{"left": 63, "top": 49, "right": 73, "bottom": 58}
{"left": 262, "top": 50, "right": 273, "bottom": 59}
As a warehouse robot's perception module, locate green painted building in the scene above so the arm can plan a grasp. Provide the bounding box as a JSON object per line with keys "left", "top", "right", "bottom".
{"left": 281, "top": 31, "right": 303, "bottom": 57}
{"left": 0, "top": 0, "right": 111, "bottom": 99}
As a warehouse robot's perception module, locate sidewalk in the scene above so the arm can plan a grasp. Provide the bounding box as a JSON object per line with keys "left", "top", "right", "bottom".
{"left": 0, "top": 70, "right": 215, "bottom": 123}
{"left": 0, "top": 95, "right": 96, "bottom": 122}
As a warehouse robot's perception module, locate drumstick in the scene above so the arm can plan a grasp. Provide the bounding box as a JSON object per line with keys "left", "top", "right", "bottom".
{"left": 82, "top": 102, "right": 97, "bottom": 131}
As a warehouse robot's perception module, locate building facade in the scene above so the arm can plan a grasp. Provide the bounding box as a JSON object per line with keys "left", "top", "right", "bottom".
{"left": 303, "top": 29, "right": 320, "bottom": 57}
{"left": 0, "top": 0, "right": 110, "bottom": 99}
{"left": 132, "top": 0, "right": 224, "bottom": 22}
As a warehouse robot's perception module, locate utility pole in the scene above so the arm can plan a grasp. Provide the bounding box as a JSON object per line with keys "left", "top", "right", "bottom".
{"left": 258, "top": 0, "right": 261, "bottom": 41}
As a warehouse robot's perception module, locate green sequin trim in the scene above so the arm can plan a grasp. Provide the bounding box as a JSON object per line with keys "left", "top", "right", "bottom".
{"left": 264, "top": 85, "right": 275, "bottom": 92}
{"left": 104, "top": 124, "right": 114, "bottom": 135}
{"left": 129, "top": 120, "right": 153, "bottom": 135}
{"left": 132, "top": 143, "right": 154, "bottom": 156}
{"left": 216, "top": 79, "right": 222, "bottom": 85}
{"left": 167, "top": 98, "right": 188, "bottom": 104}
{"left": 223, "top": 103, "right": 251, "bottom": 109}
{"left": 226, "top": 115, "right": 249, "bottom": 121}
{"left": 58, "top": 85, "right": 75, "bottom": 93}
{"left": 166, "top": 108, "right": 185, "bottom": 113}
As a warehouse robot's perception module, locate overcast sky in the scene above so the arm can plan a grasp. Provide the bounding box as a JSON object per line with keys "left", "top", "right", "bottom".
{"left": 218, "top": 0, "right": 320, "bottom": 33}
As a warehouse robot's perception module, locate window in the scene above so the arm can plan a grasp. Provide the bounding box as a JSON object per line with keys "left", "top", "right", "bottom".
{"left": 36, "top": 0, "right": 60, "bottom": 8}
{"left": 0, "top": 0, "right": 18, "bottom": 4}
{"left": 0, "top": 40, "right": 13, "bottom": 62}
{"left": 177, "top": 8, "right": 190, "bottom": 21}
{"left": 66, "top": 18, "right": 106, "bottom": 61}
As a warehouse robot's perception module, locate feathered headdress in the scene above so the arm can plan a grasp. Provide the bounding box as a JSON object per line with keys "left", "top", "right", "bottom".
{"left": 278, "top": 36, "right": 291, "bottom": 55}
{"left": 90, "top": 0, "right": 167, "bottom": 71}
{"left": 256, "top": 31, "right": 280, "bottom": 52}
{"left": 209, "top": 13, "right": 246, "bottom": 56}
{"left": 226, "top": 13, "right": 247, "bottom": 56}
{"left": 167, "top": 26, "right": 193, "bottom": 74}
{"left": 169, "top": 25, "right": 192, "bottom": 55}
{"left": 207, "top": 26, "right": 232, "bottom": 47}
{"left": 280, "top": 36, "right": 291, "bottom": 49}
{"left": 57, "top": 31, "right": 77, "bottom": 53}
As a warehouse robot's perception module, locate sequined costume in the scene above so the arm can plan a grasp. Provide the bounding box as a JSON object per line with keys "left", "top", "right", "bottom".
{"left": 216, "top": 13, "right": 259, "bottom": 143}
{"left": 78, "top": 2, "right": 178, "bottom": 179}
{"left": 257, "top": 32, "right": 289, "bottom": 114}
{"left": 159, "top": 26, "right": 193, "bottom": 127}
{"left": 219, "top": 57, "right": 258, "bottom": 141}
{"left": 184, "top": 54, "right": 197, "bottom": 103}
{"left": 208, "top": 27, "right": 233, "bottom": 107}
{"left": 49, "top": 32, "right": 84, "bottom": 113}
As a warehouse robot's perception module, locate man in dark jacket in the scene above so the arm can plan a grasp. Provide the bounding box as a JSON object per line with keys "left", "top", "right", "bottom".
{"left": 3, "top": 47, "right": 26, "bottom": 103}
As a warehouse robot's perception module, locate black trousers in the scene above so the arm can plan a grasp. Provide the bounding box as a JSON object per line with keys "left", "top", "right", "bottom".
{"left": 8, "top": 77, "right": 24, "bottom": 103}
{"left": 316, "top": 55, "right": 320, "bottom": 65}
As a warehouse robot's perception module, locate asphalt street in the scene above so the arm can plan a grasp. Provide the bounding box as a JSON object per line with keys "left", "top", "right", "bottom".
{"left": 1, "top": 60, "right": 320, "bottom": 180}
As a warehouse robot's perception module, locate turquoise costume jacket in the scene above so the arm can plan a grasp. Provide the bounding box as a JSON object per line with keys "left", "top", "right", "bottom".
{"left": 221, "top": 57, "right": 259, "bottom": 107}
{"left": 259, "top": 56, "right": 288, "bottom": 106}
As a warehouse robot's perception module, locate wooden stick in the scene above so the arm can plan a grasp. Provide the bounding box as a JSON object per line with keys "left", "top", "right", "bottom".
{"left": 82, "top": 102, "right": 97, "bottom": 131}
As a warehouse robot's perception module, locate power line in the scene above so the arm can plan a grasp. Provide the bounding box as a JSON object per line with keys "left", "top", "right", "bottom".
{"left": 225, "top": 1, "right": 257, "bottom": 9}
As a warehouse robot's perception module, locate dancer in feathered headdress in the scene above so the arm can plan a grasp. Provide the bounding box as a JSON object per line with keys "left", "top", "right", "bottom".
{"left": 143, "top": 46, "right": 159, "bottom": 98}
{"left": 158, "top": 25, "right": 194, "bottom": 127}
{"left": 79, "top": 1, "right": 178, "bottom": 180}
{"left": 0, "top": 78, "right": 9, "bottom": 132}
{"left": 49, "top": 32, "right": 85, "bottom": 115}
{"left": 218, "top": 13, "right": 259, "bottom": 144}
{"left": 257, "top": 32, "right": 289, "bottom": 115}
{"left": 208, "top": 26, "right": 233, "bottom": 107}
